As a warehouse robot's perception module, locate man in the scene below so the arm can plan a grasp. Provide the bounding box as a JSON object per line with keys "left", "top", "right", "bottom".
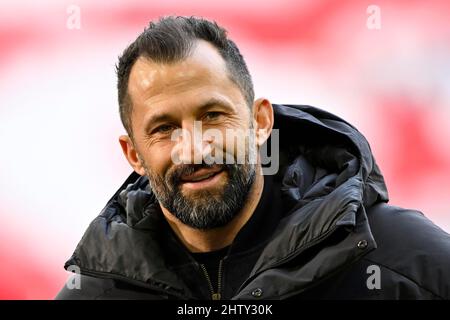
{"left": 56, "top": 16, "right": 450, "bottom": 300}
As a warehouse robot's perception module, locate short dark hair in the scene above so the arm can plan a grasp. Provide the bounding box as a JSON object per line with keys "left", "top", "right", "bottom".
{"left": 116, "top": 16, "right": 255, "bottom": 138}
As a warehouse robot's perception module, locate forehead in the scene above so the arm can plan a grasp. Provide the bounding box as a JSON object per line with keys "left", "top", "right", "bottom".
{"left": 127, "top": 40, "right": 240, "bottom": 110}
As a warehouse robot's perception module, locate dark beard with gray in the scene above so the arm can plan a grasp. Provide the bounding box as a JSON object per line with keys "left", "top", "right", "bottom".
{"left": 144, "top": 162, "right": 256, "bottom": 230}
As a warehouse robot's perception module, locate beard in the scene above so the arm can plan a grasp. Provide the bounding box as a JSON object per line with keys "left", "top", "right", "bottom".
{"left": 141, "top": 148, "right": 257, "bottom": 230}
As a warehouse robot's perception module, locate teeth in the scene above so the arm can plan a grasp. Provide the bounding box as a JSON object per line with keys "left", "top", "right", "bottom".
{"left": 189, "top": 172, "right": 216, "bottom": 182}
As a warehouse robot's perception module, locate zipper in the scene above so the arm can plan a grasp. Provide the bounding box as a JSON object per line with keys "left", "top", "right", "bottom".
{"left": 199, "top": 259, "right": 224, "bottom": 300}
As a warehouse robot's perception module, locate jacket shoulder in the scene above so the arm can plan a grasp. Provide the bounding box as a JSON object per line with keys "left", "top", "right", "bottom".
{"left": 365, "top": 202, "right": 450, "bottom": 299}
{"left": 55, "top": 274, "right": 115, "bottom": 300}
{"left": 55, "top": 274, "right": 166, "bottom": 300}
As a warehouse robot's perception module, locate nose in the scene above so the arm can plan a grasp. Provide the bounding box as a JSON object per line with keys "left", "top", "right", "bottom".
{"left": 171, "top": 121, "right": 213, "bottom": 165}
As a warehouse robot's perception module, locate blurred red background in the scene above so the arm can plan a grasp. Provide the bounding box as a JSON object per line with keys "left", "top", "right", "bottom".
{"left": 1, "top": 0, "right": 449, "bottom": 299}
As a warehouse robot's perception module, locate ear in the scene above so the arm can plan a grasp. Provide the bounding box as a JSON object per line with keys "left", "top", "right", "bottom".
{"left": 252, "top": 98, "right": 274, "bottom": 147}
{"left": 119, "top": 135, "right": 146, "bottom": 176}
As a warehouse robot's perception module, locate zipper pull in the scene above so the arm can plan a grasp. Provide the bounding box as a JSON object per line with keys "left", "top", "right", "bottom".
{"left": 199, "top": 260, "right": 224, "bottom": 300}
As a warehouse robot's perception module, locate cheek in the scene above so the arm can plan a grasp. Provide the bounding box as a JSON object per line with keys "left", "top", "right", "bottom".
{"left": 140, "top": 141, "right": 175, "bottom": 176}
{"left": 210, "top": 125, "right": 252, "bottom": 160}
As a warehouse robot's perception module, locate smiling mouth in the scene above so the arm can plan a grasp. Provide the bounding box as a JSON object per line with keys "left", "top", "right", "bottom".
{"left": 184, "top": 171, "right": 219, "bottom": 182}
{"left": 181, "top": 165, "right": 223, "bottom": 182}
{"left": 180, "top": 167, "right": 225, "bottom": 190}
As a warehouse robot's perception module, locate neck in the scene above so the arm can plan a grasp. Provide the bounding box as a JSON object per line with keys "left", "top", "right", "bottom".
{"left": 160, "top": 167, "right": 264, "bottom": 253}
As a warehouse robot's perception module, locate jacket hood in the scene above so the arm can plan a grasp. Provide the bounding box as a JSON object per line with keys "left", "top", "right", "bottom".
{"left": 274, "top": 104, "right": 388, "bottom": 210}
{"left": 65, "top": 104, "right": 389, "bottom": 299}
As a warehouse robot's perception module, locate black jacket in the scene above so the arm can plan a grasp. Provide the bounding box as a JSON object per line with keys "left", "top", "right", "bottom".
{"left": 56, "top": 104, "right": 450, "bottom": 300}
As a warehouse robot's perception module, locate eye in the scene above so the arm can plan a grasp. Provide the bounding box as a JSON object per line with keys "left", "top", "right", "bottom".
{"left": 152, "top": 124, "right": 175, "bottom": 134}
{"left": 203, "top": 111, "right": 222, "bottom": 121}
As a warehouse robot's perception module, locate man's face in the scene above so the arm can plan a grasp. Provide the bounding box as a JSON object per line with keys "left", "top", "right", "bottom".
{"left": 125, "top": 40, "right": 257, "bottom": 229}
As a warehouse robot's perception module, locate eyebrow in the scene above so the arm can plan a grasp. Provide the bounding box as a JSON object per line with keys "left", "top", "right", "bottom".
{"left": 143, "top": 97, "right": 235, "bottom": 132}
